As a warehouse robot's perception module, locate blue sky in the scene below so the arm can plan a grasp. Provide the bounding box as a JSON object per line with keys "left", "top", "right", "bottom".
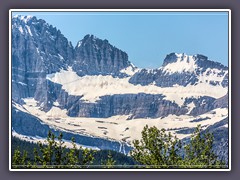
{"left": 12, "top": 11, "right": 229, "bottom": 68}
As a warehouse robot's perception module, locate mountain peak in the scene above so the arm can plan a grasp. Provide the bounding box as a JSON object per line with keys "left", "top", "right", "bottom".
{"left": 162, "top": 52, "right": 185, "bottom": 66}
{"left": 13, "top": 15, "right": 37, "bottom": 24}
{"left": 78, "top": 34, "right": 109, "bottom": 48}
{"left": 161, "top": 52, "right": 227, "bottom": 76}
{"left": 73, "top": 34, "right": 131, "bottom": 76}
{"left": 83, "top": 34, "right": 98, "bottom": 40}
{"left": 194, "top": 54, "right": 208, "bottom": 61}
{"left": 163, "top": 53, "right": 209, "bottom": 67}
{"left": 162, "top": 53, "right": 197, "bottom": 74}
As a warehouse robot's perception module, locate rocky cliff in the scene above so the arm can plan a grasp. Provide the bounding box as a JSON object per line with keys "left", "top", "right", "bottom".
{"left": 73, "top": 34, "right": 132, "bottom": 76}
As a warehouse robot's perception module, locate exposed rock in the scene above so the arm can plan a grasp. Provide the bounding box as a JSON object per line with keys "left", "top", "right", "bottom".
{"left": 12, "top": 15, "right": 74, "bottom": 103}
{"left": 73, "top": 34, "right": 132, "bottom": 76}
{"left": 64, "top": 93, "right": 188, "bottom": 119}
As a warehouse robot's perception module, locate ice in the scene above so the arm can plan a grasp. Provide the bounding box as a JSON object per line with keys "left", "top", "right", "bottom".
{"left": 36, "top": 47, "right": 40, "bottom": 54}
{"left": 19, "top": 98, "right": 228, "bottom": 144}
{"left": 187, "top": 102, "right": 195, "bottom": 114}
{"left": 18, "top": 26, "right": 24, "bottom": 34}
{"left": 25, "top": 25, "right": 33, "bottom": 36}
{"left": 53, "top": 101, "right": 60, "bottom": 106}
{"left": 120, "top": 66, "right": 139, "bottom": 76}
{"left": 163, "top": 54, "right": 197, "bottom": 74}
{"left": 77, "top": 41, "right": 82, "bottom": 47}
{"left": 46, "top": 68, "right": 227, "bottom": 106}
{"left": 17, "top": 81, "right": 27, "bottom": 86}
{"left": 58, "top": 54, "right": 64, "bottom": 60}
{"left": 46, "top": 106, "right": 68, "bottom": 117}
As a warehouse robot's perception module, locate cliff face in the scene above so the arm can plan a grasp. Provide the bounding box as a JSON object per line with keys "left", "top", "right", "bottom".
{"left": 73, "top": 34, "right": 132, "bottom": 76}
{"left": 12, "top": 15, "right": 74, "bottom": 103}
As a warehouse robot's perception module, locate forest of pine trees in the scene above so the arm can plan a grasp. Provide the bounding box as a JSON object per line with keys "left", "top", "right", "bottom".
{"left": 12, "top": 125, "right": 227, "bottom": 169}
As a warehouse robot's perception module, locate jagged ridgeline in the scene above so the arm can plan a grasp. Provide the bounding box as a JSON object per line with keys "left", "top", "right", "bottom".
{"left": 11, "top": 15, "right": 229, "bottom": 163}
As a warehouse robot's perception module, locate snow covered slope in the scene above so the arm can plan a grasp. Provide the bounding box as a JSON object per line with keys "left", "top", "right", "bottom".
{"left": 46, "top": 66, "right": 227, "bottom": 106}
{"left": 13, "top": 98, "right": 228, "bottom": 146}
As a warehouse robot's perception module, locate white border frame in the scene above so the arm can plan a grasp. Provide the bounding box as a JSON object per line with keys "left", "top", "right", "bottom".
{"left": 9, "top": 9, "right": 231, "bottom": 171}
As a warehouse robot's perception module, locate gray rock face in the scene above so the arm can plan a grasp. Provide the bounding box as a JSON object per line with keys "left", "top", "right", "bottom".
{"left": 12, "top": 16, "right": 74, "bottom": 103}
{"left": 181, "top": 94, "right": 228, "bottom": 116}
{"left": 213, "top": 93, "right": 228, "bottom": 109}
{"left": 63, "top": 94, "right": 188, "bottom": 119}
{"left": 221, "top": 73, "right": 229, "bottom": 87}
{"left": 73, "top": 34, "right": 132, "bottom": 76}
{"left": 184, "top": 96, "right": 217, "bottom": 116}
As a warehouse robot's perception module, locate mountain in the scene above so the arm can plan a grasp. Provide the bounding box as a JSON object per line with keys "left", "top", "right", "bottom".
{"left": 73, "top": 34, "right": 133, "bottom": 76}
{"left": 129, "top": 53, "right": 228, "bottom": 87}
{"left": 11, "top": 15, "right": 229, "bottom": 161}
{"left": 12, "top": 15, "right": 74, "bottom": 104}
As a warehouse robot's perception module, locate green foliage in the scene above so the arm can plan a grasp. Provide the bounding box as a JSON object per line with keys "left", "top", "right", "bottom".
{"left": 93, "top": 149, "right": 136, "bottom": 167}
{"left": 130, "top": 125, "right": 226, "bottom": 169}
{"left": 101, "top": 151, "right": 116, "bottom": 168}
{"left": 182, "top": 125, "right": 225, "bottom": 168}
{"left": 12, "top": 131, "right": 95, "bottom": 168}
{"left": 12, "top": 124, "right": 226, "bottom": 169}
{"left": 12, "top": 147, "right": 28, "bottom": 168}
{"left": 12, "top": 131, "right": 136, "bottom": 169}
{"left": 130, "top": 125, "right": 182, "bottom": 168}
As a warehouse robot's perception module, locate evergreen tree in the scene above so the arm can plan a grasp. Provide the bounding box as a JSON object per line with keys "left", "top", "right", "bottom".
{"left": 102, "top": 151, "right": 116, "bottom": 168}
{"left": 183, "top": 125, "right": 225, "bottom": 168}
{"left": 130, "top": 125, "right": 182, "bottom": 168}
{"left": 130, "top": 125, "right": 226, "bottom": 168}
{"left": 12, "top": 125, "right": 226, "bottom": 169}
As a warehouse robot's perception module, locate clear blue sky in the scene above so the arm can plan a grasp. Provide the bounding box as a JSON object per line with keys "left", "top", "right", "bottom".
{"left": 12, "top": 11, "right": 229, "bottom": 68}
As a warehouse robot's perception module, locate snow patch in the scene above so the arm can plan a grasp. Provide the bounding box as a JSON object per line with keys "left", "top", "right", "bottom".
{"left": 46, "top": 68, "right": 227, "bottom": 106}
{"left": 12, "top": 130, "right": 100, "bottom": 150}
{"left": 18, "top": 26, "right": 24, "bottom": 34}
{"left": 49, "top": 35, "right": 55, "bottom": 41}
{"left": 46, "top": 106, "right": 68, "bottom": 117}
{"left": 53, "top": 101, "right": 60, "bottom": 106}
{"left": 17, "top": 100, "right": 229, "bottom": 143}
{"left": 23, "top": 98, "right": 38, "bottom": 107}
{"left": 17, "top": 81, "right": 27, "bottom": 86}
{"left": 25, "top": 25, "right": 33, "bottom": 36}
{"left": 36, "top": 48, "right": 40, "bottom": 54}
{"left": 77, "top": 41, "right": 82, "bottom": 47}
{"left": 120, "top": 66, "right": 139, "bottom": 76}
{"left": 58, "top": 54, "right": 64, "bottom": 60}
{"left": 162, "top": 54, "right": 197, "bottom": 74}
{"left": 187, "top": 102, "right": 195, "bottom": 113}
